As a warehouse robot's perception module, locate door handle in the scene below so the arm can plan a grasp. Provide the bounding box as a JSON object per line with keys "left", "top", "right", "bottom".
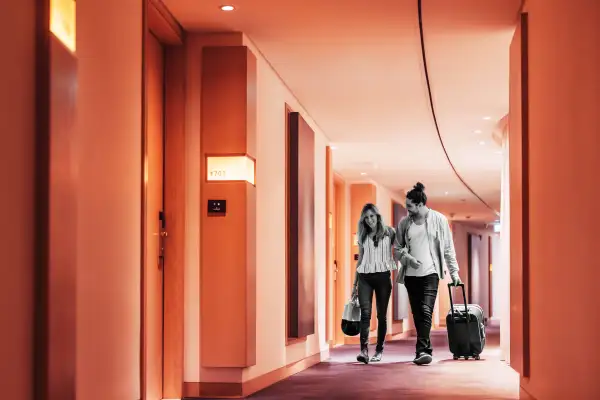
{"left": 333, "top": 260, "right": 338, "bottom": 281}
{"left": 158, "top": 231, "right": 168, "bottom": 268}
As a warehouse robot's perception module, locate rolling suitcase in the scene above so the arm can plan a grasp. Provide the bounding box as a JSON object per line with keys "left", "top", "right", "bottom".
{"left": 446, "top": 283, "right": 486, "bottom": 360}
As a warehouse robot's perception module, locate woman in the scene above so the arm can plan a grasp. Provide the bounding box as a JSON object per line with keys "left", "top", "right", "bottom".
{"left": 352, "top": 203, "right": 397, "bottom": 364}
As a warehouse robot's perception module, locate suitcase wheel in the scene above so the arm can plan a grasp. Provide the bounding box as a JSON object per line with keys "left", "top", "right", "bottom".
{"left": 475, "top": 355, "right": 480, "bottom": 360}
{"left": 453, "top": 355, "right": 458, "bottom": 360}
{"left": 464, "top": 356, "right": 469, "bottom": 360}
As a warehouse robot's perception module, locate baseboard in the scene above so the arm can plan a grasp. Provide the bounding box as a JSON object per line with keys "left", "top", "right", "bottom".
{"left": 520, "top": 385, "right": 536, "bottom": 400}
{"left": 388, "top": 328, "right": 416, "bottom": 340}
{"left": 183, "top": 350, "right": 326, "bottom": 399}
{"left": 391, "top": 321, "right": 404, "bottom": 335}
{"left": 343, "top": 328, "right": 417, "bottom": 345}
{"left": 343, "top": 333, "right": 394, "bottom": 345}
{"left": 519, "top": 377, "right": 537, "bottom": 400}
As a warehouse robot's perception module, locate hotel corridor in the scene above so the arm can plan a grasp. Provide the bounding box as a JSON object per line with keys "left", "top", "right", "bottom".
{"left": 5, "top": 1, "right": 600, "bottom": 399}
{"left": 237, "top": 327, "right": 519, "bottom": 400}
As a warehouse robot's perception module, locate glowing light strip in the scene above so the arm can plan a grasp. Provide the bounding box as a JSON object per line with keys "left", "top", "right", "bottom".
{"left": 50, "top": 0, "right": 76, "bottom": 53}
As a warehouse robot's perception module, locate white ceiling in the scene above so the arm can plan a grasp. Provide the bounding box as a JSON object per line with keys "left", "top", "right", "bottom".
{"left": 163, "top": 0, "right": 521, "bottom": 223}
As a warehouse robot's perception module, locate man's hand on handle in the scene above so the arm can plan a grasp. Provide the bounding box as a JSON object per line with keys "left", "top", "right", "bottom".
{"left": 451, "top": 274, "right": 463, "bottom": 287}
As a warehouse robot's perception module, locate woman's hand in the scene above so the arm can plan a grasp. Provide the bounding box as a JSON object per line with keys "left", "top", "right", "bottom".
{"left": 393, "top": 246, "right": 405, "bottom": 261}
{"left": 351, "top": 283, "right": 359, "bottom": 303}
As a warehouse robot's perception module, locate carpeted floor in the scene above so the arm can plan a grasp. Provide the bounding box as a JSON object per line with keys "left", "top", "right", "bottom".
{"left": 247, "top": 326, "right": 520, "bottom": 399}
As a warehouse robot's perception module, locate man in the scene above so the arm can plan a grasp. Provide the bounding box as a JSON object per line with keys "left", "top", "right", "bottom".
{"left": 394, "top": 182, "right": 462, "bottom": 365}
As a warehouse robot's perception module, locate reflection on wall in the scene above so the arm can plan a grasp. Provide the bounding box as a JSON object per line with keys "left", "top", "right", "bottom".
{"left": 392, "top": 202, "right": 410, "bottom": 320}
{"left": 490, "top": 234, "right": 501, "bottom": 319}
{"left": 46, "top": 31, "right": 78, "bottom": 398}
{"left": 287, "top": 111, "right": 315, "bottom": 338}
{"left": 499, "top": 132, "right": 511, "bottom": 362}
{"left": 468, "top": 233, "right": 490, "bottom": 317}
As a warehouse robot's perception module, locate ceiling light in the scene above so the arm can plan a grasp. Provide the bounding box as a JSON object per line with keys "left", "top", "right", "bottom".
{"left": 330, "top": 145, "right": 337, "bottom": 150}
{"left": 360, "top": 172, "right": 367, "bottom": 176}
{"left": 474, "top": 130, "right": 482, "bottom": 134}
{"left": 445, "top": 191, "right": 449, "bottom": 195}
{"left": 220, "top": 5, "right": 235, "bottom": 11}
{"left": 483, "top": 116, "right": 491, "bottom": 120}
{"left": 479, "top": 141, "right": 485, "bottom": 145}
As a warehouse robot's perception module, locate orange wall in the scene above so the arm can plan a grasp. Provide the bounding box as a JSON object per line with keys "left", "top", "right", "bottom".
{"left": 332, "top": 176, "right": 350, "bottom": 344}
{"left": 183, "top": 32, "right": 243, "bottom": 383}
{"left": 183, "top": 32, "right": 330, "bottom": 386}
{"left": 0, "top": 2, "right": 36, "bottom": 398}
{"left": 514, "top": 1, "right": 600, "bottom": 398}
{"left": 452, "top": 223, "right": 494, "bottom": 317}
{"left": 199, "top": 46, "right": 257, "bottom": 370}
{"left": 75, "top": 1, "right": 143, "bottom": 398}
{"left": 499, "top": 129, "right": 511, "bottom": 362}
{"left": 508, "top": 16, "right": 525, "bottom": 376}
{"left": 243, "top": 34, "right": 330, "bottom": 381}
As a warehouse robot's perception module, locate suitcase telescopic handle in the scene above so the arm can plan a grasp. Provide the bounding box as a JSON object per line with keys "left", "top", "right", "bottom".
{"left": 447, "top": 283, "right": 469, "bottom": 322}
{"left": 447, "top": 283, "right": 472, "bottom": 356}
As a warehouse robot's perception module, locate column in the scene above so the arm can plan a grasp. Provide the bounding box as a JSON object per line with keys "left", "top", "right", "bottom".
{"left": 200, "top": 46, "right": 257, "bottom": 369}
{"left": 76, "top": 1, "right": 143, "bottom": 398}
{"left": 511, "top": 1, "right": 600, "bottom": 398}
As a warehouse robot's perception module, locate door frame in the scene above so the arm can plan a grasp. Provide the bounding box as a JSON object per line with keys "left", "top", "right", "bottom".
{"left": 488, "top": 235, "right": 493, "bottom": 319}
{"left": 325, "top": 146, "right": 333, "bottom": 345}
{"left": 141, "top": 1, "right": 185, "bottom": 399}
{"left": 332, "top": 174, "right": 346, "bottom": 345}
{"left": 467, "top": 233, "right": 473, "bottom": 301}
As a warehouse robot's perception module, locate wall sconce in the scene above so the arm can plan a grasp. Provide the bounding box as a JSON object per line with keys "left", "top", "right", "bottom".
{"left": 206, "top": 154, "right": 256, "bottom": 185}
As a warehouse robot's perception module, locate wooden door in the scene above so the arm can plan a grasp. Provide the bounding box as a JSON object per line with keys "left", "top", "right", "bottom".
{"left": 325, "top": 147, "right": 334, "bottom": 344}
{"left": 144, "top": 32, "right": 165, "bottom": 400}
{"left": 327, "top": 211, "right": 335, "bottom": 344}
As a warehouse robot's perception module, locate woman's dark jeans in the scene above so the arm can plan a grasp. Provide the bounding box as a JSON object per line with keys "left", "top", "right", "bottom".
{"left": 358, "top": 271, "right": 392, "bottom": 353}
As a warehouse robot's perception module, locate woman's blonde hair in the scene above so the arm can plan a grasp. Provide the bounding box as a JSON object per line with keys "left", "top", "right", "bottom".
{"left": 357, "top": 203, "right": 389, "bottom": 246}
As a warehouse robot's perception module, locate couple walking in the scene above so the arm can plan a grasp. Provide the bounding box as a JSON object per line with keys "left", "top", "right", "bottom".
{"left": 353, "top": 182, "right": 462, "bottom": 365}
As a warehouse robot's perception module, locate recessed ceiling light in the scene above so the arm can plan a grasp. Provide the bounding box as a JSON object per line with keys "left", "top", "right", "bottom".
{"left": 360, "top": 172, "right": 367, "bottom": 176}
{"left": 479, "top": 141, "right": 486, "bottom": 145}
{"left": 330, "top": 145, "right": 337, "bottom": 150}
{"left": 474, "top": 130, "right": 482, "bottom": 134}
{"left": 445, "top": 191, "right": 449, "bottom": 195}
{"left": 220, "top": 5, "right": 235, "bottom": 11}
{"left": 483, "top": 116, "right": 491, "bottom": 120}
